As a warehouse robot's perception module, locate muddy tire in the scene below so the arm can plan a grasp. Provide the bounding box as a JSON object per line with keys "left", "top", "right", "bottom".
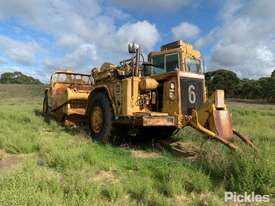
{"left": 88, "top": 92, "right": 114, "bottom": 143}
{"left": 42, "top": 93, "right": 49, "bottom": 117}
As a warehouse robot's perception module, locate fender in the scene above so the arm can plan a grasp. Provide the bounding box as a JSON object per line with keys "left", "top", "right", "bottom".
{"left": 86, "top": 85, "right": 117, "bottom": 116}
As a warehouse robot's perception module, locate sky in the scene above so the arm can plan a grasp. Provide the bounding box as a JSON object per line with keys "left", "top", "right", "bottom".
{"left": 0, "top": 0, "right": 275, "bottom": 82}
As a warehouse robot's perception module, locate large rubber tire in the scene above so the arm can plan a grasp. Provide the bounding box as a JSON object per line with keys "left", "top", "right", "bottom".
{"left": 88, "top": 92, "right": 114, "bottom": 143}
{"left": 42, "top": 94, "right": 49, "bottom": 117}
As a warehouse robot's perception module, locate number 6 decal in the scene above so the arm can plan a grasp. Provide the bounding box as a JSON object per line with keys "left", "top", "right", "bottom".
{"left": 188, "top": 84, "right": 196, "bottom": 104}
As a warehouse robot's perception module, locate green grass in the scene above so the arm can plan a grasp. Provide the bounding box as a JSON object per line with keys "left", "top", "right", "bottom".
{"left": 0, "top": 84, "right": 274, "bottom": 205}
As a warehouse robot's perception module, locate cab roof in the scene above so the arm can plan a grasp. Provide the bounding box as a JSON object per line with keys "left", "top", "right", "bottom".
{"left": 53, "top": 71, "right": 90, "bottom": 76}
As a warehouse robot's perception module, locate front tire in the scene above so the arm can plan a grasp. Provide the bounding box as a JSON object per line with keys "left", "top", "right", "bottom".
{"left": 88, "top": 93, "right": 114, "bottom": 143}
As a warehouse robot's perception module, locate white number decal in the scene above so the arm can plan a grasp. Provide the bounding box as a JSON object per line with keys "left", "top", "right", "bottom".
{"left": 188, "top": 84, "right": 196, "bottom": 104}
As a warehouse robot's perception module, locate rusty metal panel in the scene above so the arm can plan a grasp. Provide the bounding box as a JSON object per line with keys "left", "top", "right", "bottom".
{"left": 214, "top": 90, "right": 225, "bottom": 108}
{"left": 142, "top": 116, "right": 175, "bottom": 126}
{"left": 213, "top": 110, "right": 233, "bottom": 141}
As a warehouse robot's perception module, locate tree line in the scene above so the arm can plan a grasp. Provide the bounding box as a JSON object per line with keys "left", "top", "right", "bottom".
{"left": 205, "top": 69, "right": 275, "bottom": 102}
{"left": 1, "top": 70, "right": 275, "bottom": 102}
{"left": 0, "top": 72, "right": 42, "bottom": 85}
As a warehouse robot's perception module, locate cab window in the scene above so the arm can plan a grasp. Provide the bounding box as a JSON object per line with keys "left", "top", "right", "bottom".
{"left": 151, "top": 55, "right": 165, "bottom": 75}
{"left": 150, "top": 53, "right": 179, "bottom": 75}
{"left": 186, "top": 58, "right": 203, "bottom": 74}
{"left": 165, "top": 53, "right": 179, "bottom": 72}
{"left": 152, "top": 54, "right": 164, "bottom": 68}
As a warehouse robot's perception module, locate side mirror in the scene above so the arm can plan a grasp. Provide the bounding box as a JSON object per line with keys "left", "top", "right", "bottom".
{"left": 128, "top": 42, "right": 139, "bottom": 53}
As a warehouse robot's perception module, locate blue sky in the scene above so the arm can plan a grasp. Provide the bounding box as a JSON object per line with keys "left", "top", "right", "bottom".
{"left": 0, "top": 0, "right": 274, "bottom": 82}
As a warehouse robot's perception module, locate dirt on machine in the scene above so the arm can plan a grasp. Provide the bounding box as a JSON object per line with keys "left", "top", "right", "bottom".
{"left": 43, "top": 71, "right": 92, "bottom": 126}
{"left": 43, "top": 40, "right": 256, "bottom": 151}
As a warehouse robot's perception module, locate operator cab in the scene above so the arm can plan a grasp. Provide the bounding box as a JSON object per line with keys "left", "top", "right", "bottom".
{"left": 146, "top": 40, "right": 204, "bottom": 76}
{"left": 50, "top": 71, "right": 91, "bottom": 85}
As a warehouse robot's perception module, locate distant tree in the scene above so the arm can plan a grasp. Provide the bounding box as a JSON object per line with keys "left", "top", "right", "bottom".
{"left": 205, "top": 69, "right": 239, "bottom": 97}
{"left": 271, "top": 70, "right": 275, "bottom": 80}
{"left": 0, "top": 72, "right": 42, "bottom": 84}
{"left": 206, "top": 69, "right": 275, "bottom": 102}
{"left": 259, "top": 75, "right": 275, "bottom": 102}
{"left": 237, "top": 79, "right": 262, "bottom": 99}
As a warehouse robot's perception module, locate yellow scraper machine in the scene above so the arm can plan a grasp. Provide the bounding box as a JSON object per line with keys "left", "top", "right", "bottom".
{"left": 44, "top": 40, "right": 256, "bottom": 150}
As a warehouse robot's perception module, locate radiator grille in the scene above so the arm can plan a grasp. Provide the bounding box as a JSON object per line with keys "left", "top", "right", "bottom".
{"left": 180, "top": 77, "right": 203, "bottom": 115}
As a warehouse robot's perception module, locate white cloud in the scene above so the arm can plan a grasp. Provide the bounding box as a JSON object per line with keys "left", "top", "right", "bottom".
{"left": 50, "top": 20, "right": 160, "bottom": 71}
{"left": 0, "top": 0, "right": 101, "bottom": 30}
{"left": 112, "top": 0, "right": 192, "bottom": 11}
{"left": 57, "top": 34, "right": 84, "bottom": 49}
{"left": 199, "top": 0, "right": 275, "bottom": 78}
{"left": 256, "top": 46, "right": 274, "bottom": 64}
{"left": 218, "top": 0, "right": 243, "bottom": 20}
{"left": 172, "top": 22, "right": 200, "bottom": 40}
{"left": 0, "top": 0, "right": 148, "bottom": 53}
{"left": 116, "top": 21, "right": 160, "bottom": 52}
{"left": 43, "top": 44, "right": 98, "bottom": 73}
{"left": 194, "top": 28, "right": 218, "bottom": 49}
{"left": 0, "top": 0, "right": 161, "bottom": 80}
{"left": 0, "top": 35, "right": 41, "bottom": 65}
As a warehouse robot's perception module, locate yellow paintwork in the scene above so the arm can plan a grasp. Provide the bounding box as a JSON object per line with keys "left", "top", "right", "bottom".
{"left": 85, "top": 40, "right": 233, "bottom": 144}
{"left": 65, "top": 88, "right": 90, "bottom": 115}
{"left": 46, "top": 71, "right": 92, "bottom": 123}
{"left": 43, "top": 40, "right": 254, "bottom": 150}
{"left": 42, "top": 40, "right": 253, "bottom": 150}
{"left": 139, "top": 77, "right": 159, "bottom": 91}
{"left": 149, "top": 40, "right": 201, "bottom": 73}
{"left": 92, "top": 40, "right": 208, "bottom": 125}
{"left": 121, "top": 77, "right": 141, "bottom": 115}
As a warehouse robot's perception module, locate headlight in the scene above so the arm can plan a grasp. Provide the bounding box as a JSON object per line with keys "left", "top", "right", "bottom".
{"left": 169, "top": 82, "right": 175, "bottom": 89}
{"left": 169, "top": 91, "right": 175, "bottom": 99}
{"left": 168, "top": 82, "right": 176, "bottom": 100}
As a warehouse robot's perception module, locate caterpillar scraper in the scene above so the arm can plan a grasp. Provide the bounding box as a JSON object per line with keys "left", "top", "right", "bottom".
{"left": 86, "top": 40, "right": 255, "bottom": 150}
{"left": 43, "top": 71, "right": 92, "bottom": 126}
{"left": 85, "top": 40, "right": 256, "bottom": 150}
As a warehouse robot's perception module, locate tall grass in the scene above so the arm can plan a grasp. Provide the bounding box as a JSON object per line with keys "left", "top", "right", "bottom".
{"left": 0, "top": 84, "right": 274, "bottom": 205}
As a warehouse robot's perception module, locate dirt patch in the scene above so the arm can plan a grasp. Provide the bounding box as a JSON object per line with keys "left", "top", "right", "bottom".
{"left": 0, "top": 149, "right": 19, "bottom": 169}
{"left": 0, "top": 149, "right": 6, "bottom": 160}
{"left": 174, "top": 195, "right": 189, "bottom": 205}
{"left": 92, "top": 170, "right": 115, "bottom": 182}
{"left": 82, "top": 169, "right": 117, "bottom": 184}
{"left": 131, "top": 150, "right": 160, "bottom": 159}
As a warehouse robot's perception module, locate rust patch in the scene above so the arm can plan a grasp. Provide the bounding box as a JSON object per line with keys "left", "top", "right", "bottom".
{"left": 131, "top": 150, "right": 160, "bottom": 159}
{"left": 213, "top": 110, "right": 233, "bottom": 141}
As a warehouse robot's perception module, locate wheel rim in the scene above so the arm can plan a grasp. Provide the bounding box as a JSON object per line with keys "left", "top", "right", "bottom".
{"left": 91, "top": 106, "right": 103, "bottom": 133}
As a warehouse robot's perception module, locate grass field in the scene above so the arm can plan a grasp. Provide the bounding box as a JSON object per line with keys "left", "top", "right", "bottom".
{"left": 0, "top": 84, "right": 274, "bottom": 206}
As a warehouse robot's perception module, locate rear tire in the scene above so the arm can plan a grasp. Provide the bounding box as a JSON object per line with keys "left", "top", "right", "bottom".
{"left": 88, "top": 92, "right": 114, "bottom": 143}
{"left": 42, "top": 94, "right": 49, "bottom": 117}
